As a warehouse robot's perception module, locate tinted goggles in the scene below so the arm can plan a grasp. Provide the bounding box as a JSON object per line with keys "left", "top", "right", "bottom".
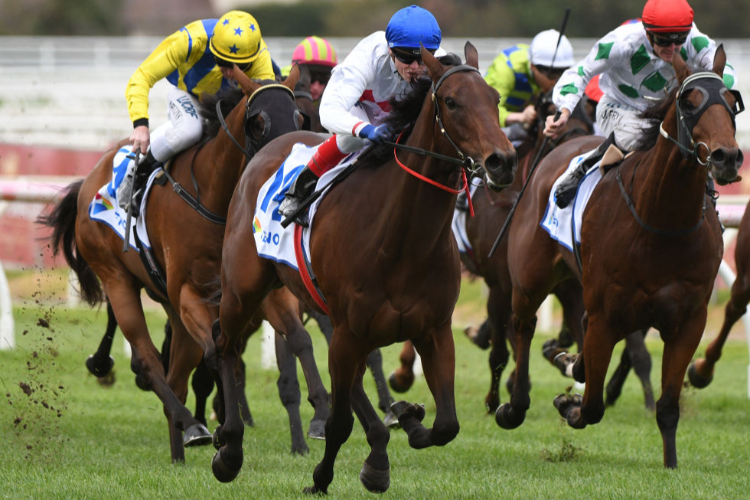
{"left": 214, "top": 56, "right": 253, "bottom": 72}
{"left": 535, "top": 65, "right": 566, "bottom": 79}
{"left": 651, "top": 32, "right": 688, "bottom": 47}
{"left": 309, "top": 71, "right": 330, "bottom": 85}
{"left": 392, "top": 47, "right": 436, "bottom": 66}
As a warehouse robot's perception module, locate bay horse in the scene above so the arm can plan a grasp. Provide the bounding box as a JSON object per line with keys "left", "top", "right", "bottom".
{"left": 688, "top": 196, "right": 750, "bottom": 389}
{"left": 42, "top": 66, "right": 332, "bottom": 463}
{"left": 388, "top": 93, "right": 655, "bottom": 412}
{"left": 505, "top": 48, "right": 742, "bottom": 468}
{"left": 209, "top": 45, "right": 516, "bottom": 491}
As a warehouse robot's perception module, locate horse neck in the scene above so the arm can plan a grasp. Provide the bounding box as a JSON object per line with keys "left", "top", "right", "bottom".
{"left": 634, "top": 111, "right": 707, "bottom": 230}
{"left": 377, "top": 109, "right": 460, "bottom": 257}
{"left": 198, "top": 101, "right": 249, "bottom": 214}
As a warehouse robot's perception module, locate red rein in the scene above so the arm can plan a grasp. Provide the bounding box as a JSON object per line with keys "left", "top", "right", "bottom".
{"left": 392, "top": 131, "right": 474, "bottom": 217}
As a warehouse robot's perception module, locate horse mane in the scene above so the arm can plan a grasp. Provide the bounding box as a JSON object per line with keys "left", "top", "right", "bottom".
{"left": 637, "top": 87, "right": 678, "bottom": 151}
{"left": 199, "top": 79, "right": 277, "bottom": 140}
{"left": 361, "top": 53, "right": 464, "bottom": 166}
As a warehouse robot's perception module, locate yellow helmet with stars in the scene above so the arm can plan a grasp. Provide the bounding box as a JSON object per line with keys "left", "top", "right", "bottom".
{"left": 210, "top": 11, "right": 263, "bottom": 65}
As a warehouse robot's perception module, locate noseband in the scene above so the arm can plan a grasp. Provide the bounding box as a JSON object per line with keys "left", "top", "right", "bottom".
{"left": 659, "top": 72, "right": 744, "bottom": 166}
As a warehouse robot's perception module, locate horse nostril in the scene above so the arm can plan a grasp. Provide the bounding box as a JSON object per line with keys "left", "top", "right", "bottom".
{"left": 485, "top": 153, "right": 503, "bottom": 173}
{"left": 736, "top": 149, "right": 745, "bottom": 169}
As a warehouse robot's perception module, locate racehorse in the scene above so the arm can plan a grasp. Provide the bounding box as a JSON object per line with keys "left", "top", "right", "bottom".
{"left": 209, "top": 45, "right": 517, "bottom": 491}
{"left": 505, "top": 48, "right": 742, "bottom": 468}
{"left": 388, "top": 93, "right": 655, "bottom": 412}
{"left": 688, "top": 196, "right": 750, "bottom": 389}
{"left": 41, "top": 66, "right": 333, "bottom": 463}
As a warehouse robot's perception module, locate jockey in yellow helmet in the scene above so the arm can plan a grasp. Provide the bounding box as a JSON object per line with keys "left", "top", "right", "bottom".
{"left": 122, "top": 11, "right": 274, "bottom": 215}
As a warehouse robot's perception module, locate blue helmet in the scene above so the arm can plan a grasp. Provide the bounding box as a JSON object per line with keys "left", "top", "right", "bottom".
{"left": 385, "top": 5, "right": 441, "bottom": 51}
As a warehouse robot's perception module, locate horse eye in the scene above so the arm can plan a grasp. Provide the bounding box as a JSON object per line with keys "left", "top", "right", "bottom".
{"left": 444, "top": 97, "right": 456, "bottom": 109}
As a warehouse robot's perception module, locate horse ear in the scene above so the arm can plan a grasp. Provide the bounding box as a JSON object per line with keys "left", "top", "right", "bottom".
{"left": 296, "top": 64, "right": 311, "bottom": 90}
{"left": 234, "top": 66, "right": 262, "bottom": 96}
{"left": 421, "top": 43, "right": 445, "bottom": 81}
{"left": 672, "top": 49, "right": 691, "bottom": 84}
{"left": 283, "top": 64, "right": 301, "bottom": 92}
{"left": 712, "top": 44, "right": 726, "bottom": 78}
{"left": 464, "top": 41, "right": 479, "bottom": 69}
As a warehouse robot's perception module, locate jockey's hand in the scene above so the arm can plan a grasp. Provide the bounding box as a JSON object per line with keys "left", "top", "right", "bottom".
{"left": 358, "top": 124, "right": 392, "bottom": 145}
{"left": 520, "top": 105, "right": 537, "bottom": 127}
{"left": 130, "top": 125, "right": 150, "bottom": 154}
{"left": 543, "top": 108, "right": 571, "bottom": 138}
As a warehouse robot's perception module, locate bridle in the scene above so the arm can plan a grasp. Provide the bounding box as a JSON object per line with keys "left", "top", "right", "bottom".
{"left": 658, "top": 72, "right": 744, "bottom": 167}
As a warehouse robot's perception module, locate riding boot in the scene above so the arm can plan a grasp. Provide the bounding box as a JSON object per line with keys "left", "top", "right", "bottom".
{"left": 129, "top": 151, "right": 159, "bottom": 216}
{"left": 554, "top": 132, "right": 616, "bottom": 209}
{"left": 279, "top": 135, "right": 348, "bottom": 227}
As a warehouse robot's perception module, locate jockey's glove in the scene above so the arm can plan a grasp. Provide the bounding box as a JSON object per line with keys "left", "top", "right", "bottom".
{"left": 358, "top": 124, "right": 393, "bottom": 145}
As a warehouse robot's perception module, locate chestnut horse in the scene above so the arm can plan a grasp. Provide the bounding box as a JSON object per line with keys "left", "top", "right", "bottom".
{"left": 505, "top": 48, "right": 742, "bottom": 468}
{"left": 42, "top": 67, "right": 332, "bottom": 463}
{"left": 688, "top": 196, "right": 750, "bottom": 388}
{"left": 209, "top": 45, "right": 516, "bottom": 491}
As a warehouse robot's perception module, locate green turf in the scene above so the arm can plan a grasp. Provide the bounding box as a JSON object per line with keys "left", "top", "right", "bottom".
{"left": 1, "top": 280, "right": 750, "bottom": 499}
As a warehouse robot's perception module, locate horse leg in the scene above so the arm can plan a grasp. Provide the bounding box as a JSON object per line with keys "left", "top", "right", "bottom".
{"left": 262, "top": 289, "right": 329, "bottom": 441}
{"left": 106, "top": 286, "right": 207, "bottom": 463}
{"left": 392, "top": 324, "right": 460, "bottom": 449}
{"left": 495, "top": 313, "right": 534, "bottom": 429}
{"left": 464, "top": 318, "right": 492, "bottom": 350}
{"left": 362, "top": 347, "right": 397, "bottom": 427}
{"left": 658, "top": 315, "right": 705, "bottom": 469}
{"left": 351, "top": 360, "right": 391, "bottom": 493}
{"left": 85, "top": 299, "right": 117, "bottom": 379}
{"left": 486, "top": 287, "right": 510, "bottom": 413}
{"left": 163, "top": 313, "right": 213, "bottom": 451}
{"left": 305, "top": 329, "right": 361, "bottom": 495}
{"left": 388, "top": 341, "right": 416, "bottom": 393}
{"left": 689, "top": 278, "right": 750, "bottom": 388}
{"left": 544, "top": 281, "right": 585, "bottom": 377}
{"left": 554, "top": 315, "right": 617, "bottom": 430}
{"left": 273, "top": 330, "right": 309, "bottom": 455}
{"left": 191, "top": 358, "right": 214, "bottom": 427}
{"left": 607, "top": 329, "right": 654, "bottom": 410}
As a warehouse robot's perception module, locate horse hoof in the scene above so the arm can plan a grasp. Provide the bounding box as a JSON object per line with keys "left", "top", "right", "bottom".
{"left": 359, "top": 461, "right": 390, "bottom": 493}
{"left": 388, "top": 372, "right": 414, "bottom": 394}
{"left": 184, "top": 423, "right": 212, "bottom": 447}
{"left": 390, "top": 401, "right": 425, "bottom": 423}
{"left": 308, "top": 419, "right": 326, "bottom": 440}
{"left": 382, "top": 410, "right": 401, "bottom": 429}
{"left": 541, "top": 339, "right": 561, "bottom": 361}
{"left": 464, "top": 325, "right": 491, "bottom": 350}
{"left": 96, "top": 370, "right": 116, "bottom": 387}
{"left": 303, "top": 485, "right": 327, "bottom": 495}
{"left": 494, "top": 403, "right": 524, "bottom": 429}
{"left": 212, "top": 426, "right": 225, "bottom": 450}
{"left": 86, "top": 354, "right": 115, "bottom": 377}
{"left": 211, "top": 450, "right": 242, "bottom": 483}
{"left": 687, "top": 361, "right": 713, "bottom": 389}
{"left": 553, "top": 393, "right": 582, "bottom": 416}
{"left": 291, "top": 441, "right": 310, "bottom": 456}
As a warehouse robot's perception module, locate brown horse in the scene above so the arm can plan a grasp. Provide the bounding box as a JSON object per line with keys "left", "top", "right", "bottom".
{"left": 209, "top": 45, "right": 516, "bottom": 490}
{"left": 388, "top": 94, "right": 655, "bottom": 412}
{"left": 505, "top": 48, "right": 742, "bottom": 468}
{"left": 42, "top": 67, "right": 332, "bottom": 463}
{"left": 688, "top": 197, "right": 750, "bottom": 388}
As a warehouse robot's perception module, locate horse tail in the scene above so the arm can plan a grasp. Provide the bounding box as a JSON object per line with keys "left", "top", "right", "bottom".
{"left": 38, "top": 180, "right": 104, "bottom": 306}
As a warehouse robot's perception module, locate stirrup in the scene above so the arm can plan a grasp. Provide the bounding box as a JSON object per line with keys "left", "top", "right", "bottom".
{"left": 278, "top": 197, "right": 310, "bottom": 227}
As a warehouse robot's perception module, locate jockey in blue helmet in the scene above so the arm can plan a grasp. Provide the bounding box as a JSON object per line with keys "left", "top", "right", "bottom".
{"left": 279, "top": 5, "right": 445, "bottom": 226}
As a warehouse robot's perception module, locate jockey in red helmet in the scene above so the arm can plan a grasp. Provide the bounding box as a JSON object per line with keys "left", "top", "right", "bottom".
{"left": 544, "top": 0, "right": 738, "bottom": 208}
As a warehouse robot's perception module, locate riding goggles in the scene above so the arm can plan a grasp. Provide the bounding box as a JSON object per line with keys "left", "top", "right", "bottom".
{"left": 309, "top": 71, "right": 330, "bottom": 85}
{"left": 392, "top": 47, "right": 436, "bottom": 66}
{"left": 535, "top": 65, "right": 567, "bottom": 80}
{"left": 651, "top": 32, "right": 689, "bottom": 47}
{"left": 214, "top": 56, "right": 253, "bottom": 72}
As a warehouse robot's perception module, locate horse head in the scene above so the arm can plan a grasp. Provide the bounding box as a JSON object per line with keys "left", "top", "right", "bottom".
{"left": 232, "top": 65, "right": 306, "bottom": 153}
{"left": 421, "top": 42, "right": 517, "bottom": 190}
{"left": 293, "top": 65, "right": 319, "bottom": 132}
{"left": 671, "top": 45, "right": 744, "bottom": 185}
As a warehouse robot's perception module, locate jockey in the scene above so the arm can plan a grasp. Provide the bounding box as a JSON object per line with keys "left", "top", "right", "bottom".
{"left": 278, "top": 5, "right": 444, "bottom": 226}
{"left": 544, "top": 0, "right": 738, "bottom": 208}
{"left": 484, "top": 29, "right": 574, "bottom": 146}
{"left": 122, "top": 10, "right": 275, "bottom": 214}
{"left": 281, "top": 36, "right": 338, "bottom": 103}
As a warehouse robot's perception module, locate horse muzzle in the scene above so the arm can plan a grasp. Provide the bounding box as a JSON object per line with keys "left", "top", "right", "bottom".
{"left": 711, "top": 146, "right": 744, "bottom": 185}
{"left": 483, "top": 149, "right": 518, "bottom": 191}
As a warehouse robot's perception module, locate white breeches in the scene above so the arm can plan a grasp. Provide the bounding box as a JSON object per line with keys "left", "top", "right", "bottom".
{"left": 596, "top": 94, "right": 656, "bottom": 152}
{"left": 149, "top": 85, "right": 203, "bottom": 162}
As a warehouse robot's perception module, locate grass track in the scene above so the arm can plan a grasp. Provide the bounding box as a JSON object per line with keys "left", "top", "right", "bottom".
{"left": 1, "top": 279, "right": 750, "bottom": 499}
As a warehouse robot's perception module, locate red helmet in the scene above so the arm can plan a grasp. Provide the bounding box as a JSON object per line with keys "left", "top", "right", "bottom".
{"left": 642, "top": 0, "right": 693, "bottom": 33}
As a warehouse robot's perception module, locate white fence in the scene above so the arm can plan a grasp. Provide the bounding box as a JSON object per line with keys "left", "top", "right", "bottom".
{"left": 1, "top": 37, "right": 750, "bottom": 151}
